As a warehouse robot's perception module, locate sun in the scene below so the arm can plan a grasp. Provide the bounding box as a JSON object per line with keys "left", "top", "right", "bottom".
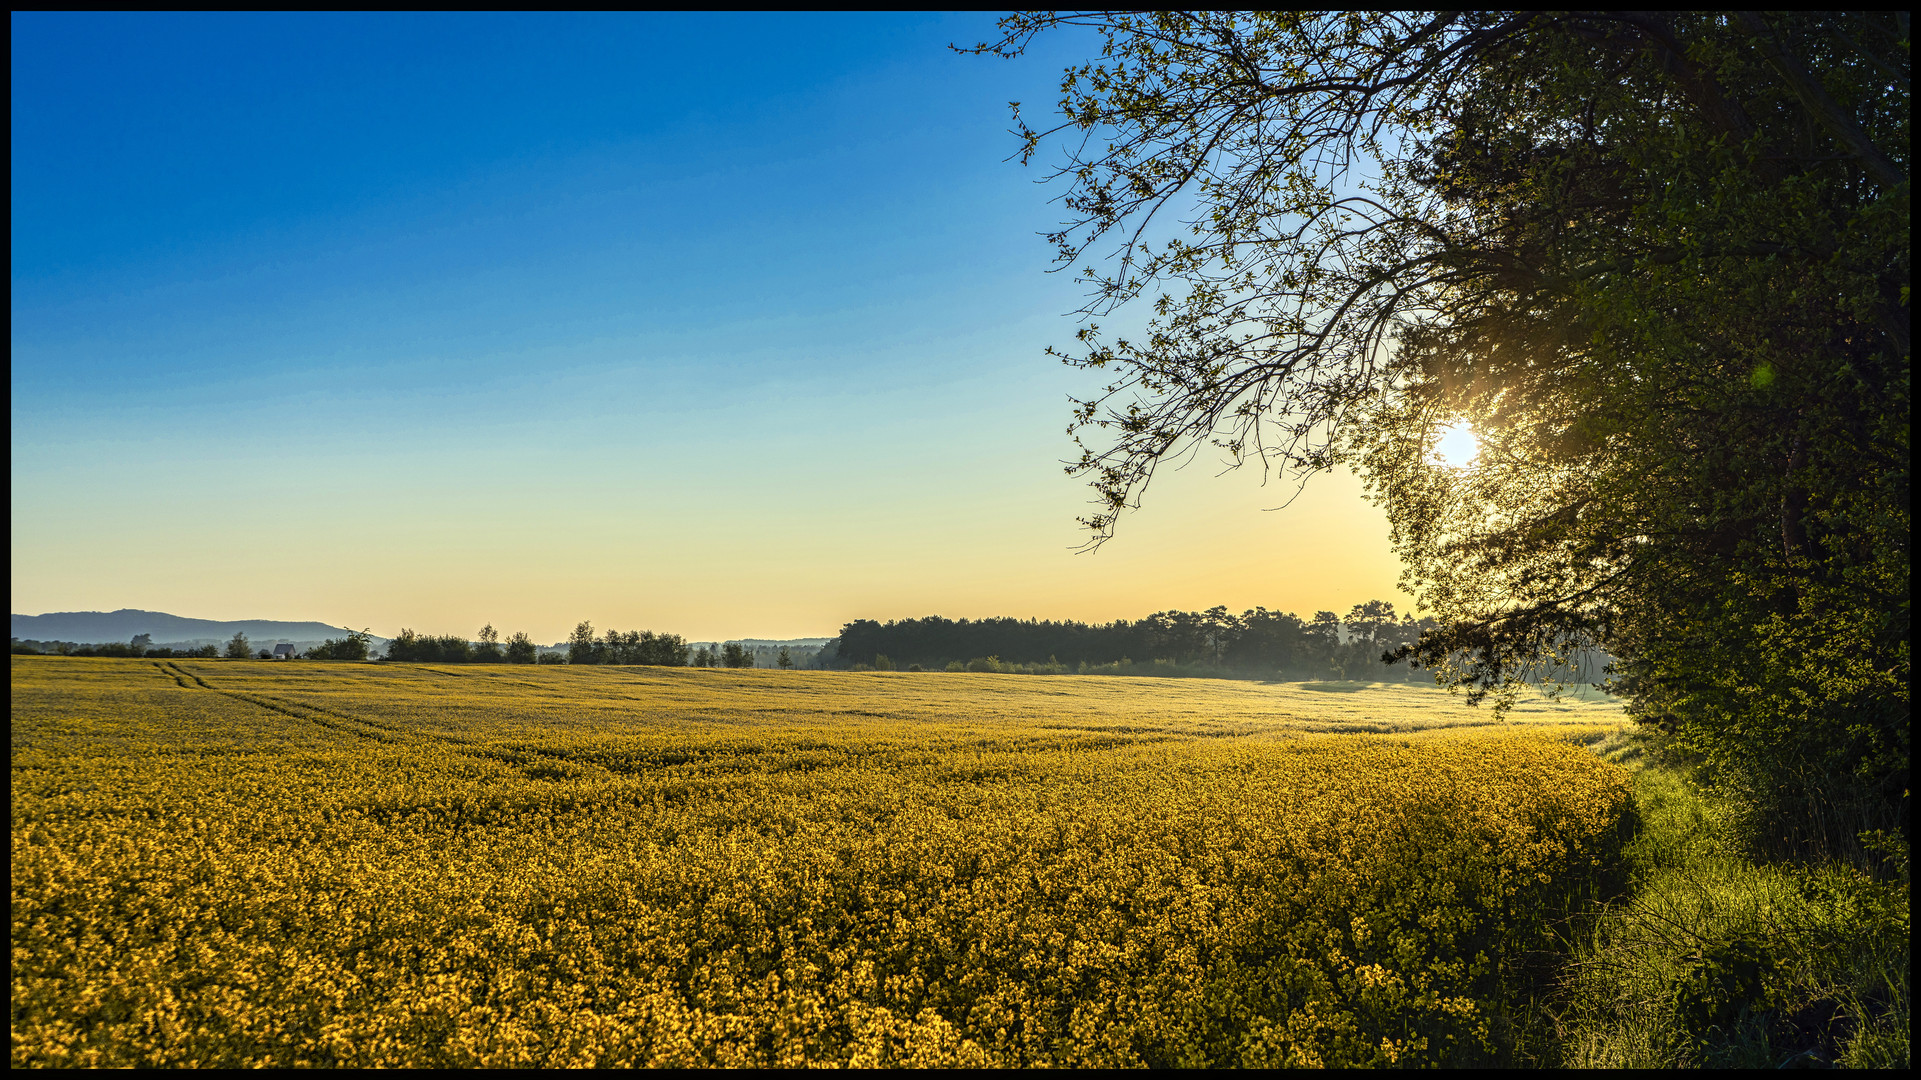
{"left": 1431, "top": 424, "right": 1481, "bottom": 469}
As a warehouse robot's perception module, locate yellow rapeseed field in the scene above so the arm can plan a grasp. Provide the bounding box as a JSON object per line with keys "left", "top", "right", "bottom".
{"left": 12, "top": 657, "right": 1629, "bottom": 1067}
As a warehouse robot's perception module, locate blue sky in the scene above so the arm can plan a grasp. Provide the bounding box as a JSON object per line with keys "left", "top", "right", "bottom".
{"left": 11, "top": 12, "right": 1409, "bottom": 641}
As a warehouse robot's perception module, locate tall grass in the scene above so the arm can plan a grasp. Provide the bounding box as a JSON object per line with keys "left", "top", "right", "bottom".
{"left": 1555, "top": 730, "right": 1909, "bottom": 1067}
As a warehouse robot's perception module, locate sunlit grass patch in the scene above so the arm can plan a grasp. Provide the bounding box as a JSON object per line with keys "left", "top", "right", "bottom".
{"left": 1557, "top": 734, "right": 1909, "bottom": 1068}
{"left": 1296, "top": 680, "right": 1371, "bottom": 692}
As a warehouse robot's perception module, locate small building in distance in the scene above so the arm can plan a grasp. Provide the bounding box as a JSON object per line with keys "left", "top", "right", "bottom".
{"left": 272, "top": 643, "right": 297, "bottom": 659}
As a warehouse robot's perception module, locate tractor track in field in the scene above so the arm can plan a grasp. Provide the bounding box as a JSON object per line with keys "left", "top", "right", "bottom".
{"left": 155, "top": 661, "right": 414, "bottom": 744}
{"left": 152, "top": 660, "right": 212, "bottom": 690}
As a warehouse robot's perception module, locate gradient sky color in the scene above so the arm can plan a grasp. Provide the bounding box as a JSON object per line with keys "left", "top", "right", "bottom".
{"left": 11, "top": 12, "right": 1413, "bottom": 642}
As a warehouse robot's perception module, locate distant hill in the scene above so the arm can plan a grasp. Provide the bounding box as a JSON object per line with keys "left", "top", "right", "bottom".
{"left": 11, "top": 609, "right": 373, "bottom": 646}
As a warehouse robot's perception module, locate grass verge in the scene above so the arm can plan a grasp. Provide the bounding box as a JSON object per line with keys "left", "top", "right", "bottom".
{"left": 1553, "top": 729, "right": 1909, "bottom": 1067}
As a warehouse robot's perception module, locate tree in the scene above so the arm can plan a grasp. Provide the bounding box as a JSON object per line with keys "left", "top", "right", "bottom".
{"left": 569, "top": 621, "right": 597, "bottom": 665}
{"left": 384, "top": 629, "right": 419, "bottom": 662}
{"left": 979, "top": 11, "right": 1907, "bottom": 852}
{"left": 641, "top": 631, "right": 691, "bottom": 667}
{"left": 1304, "top": 612, "right": 1345, "bottom": 677}
{"left": 132, "top": 633, "right": 153, "bottom": 653}
{"left": 505, "top": 631, "right": 538, "bottom": 665}
{"left": 721, "top": 642, "right": 753, "bottom": 668}
{"left": 777, "top": 647, "right": 794, "bottom": 669}
{"left": 307, "top": 628, "right": 372, "bottom": 661}
{"left": 224, "top": 632, "right": 250, "bottom": 659}
{"left": 475, "top": 624, "right": 502, "bottom": 662}
{"left": 1343, "top": 602, "right": 1397, "bottom": 649}
{"left": 614, "top": 626, "right": 645, "bottom": 661}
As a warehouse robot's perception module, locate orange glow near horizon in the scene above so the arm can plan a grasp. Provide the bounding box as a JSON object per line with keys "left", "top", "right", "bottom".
{"left": 10, "top": 463, "right": 1413, "bottom": 643}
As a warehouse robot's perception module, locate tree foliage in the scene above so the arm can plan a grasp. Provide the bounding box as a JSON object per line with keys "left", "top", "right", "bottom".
{"left": 978, "top": 11, "right": 1908, "bottom": 849}
{"left": 383, "top": 626, "right": 561, "bottom": 665}
{"left": 306, "top": 629, "right": 372, "bottom": 662}
{"left": 562, "top": 621, "right": 690, "bottom": 666}
{"left": 831, "top": 603, "right": 1436, "bottom": 679}
{"left": 505, "top": 631, "right": 538, "bottom": 665}
{"left": 385, "top": 630, "right": 473, "bottom": 664}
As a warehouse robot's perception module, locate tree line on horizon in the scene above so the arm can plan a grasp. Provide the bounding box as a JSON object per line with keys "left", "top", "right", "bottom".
{"left": 363, "top": 606, "right": 1466, "bottom": 679}
{"left": 375, "top": 622, "right": 792, "bottom": 668}
{"left": 17, "top": 603, "right": 1443, "bottom": 683}
{"left": 823, "top": 601, "right": 1518, "bottom": 682}
{"left": 10, "top": 635, "right": 220, "bottom": 659}
{"left": 16, "top": 603, "right": 1603, "bottom": 686}
{"left": 381, "top": 625, "right": 537, "bottom": 664}
{"left": 12, "top": 629, "right": 378, "bottom": 661}
{"left": 11, "top": 622, "right": 811, "bottom": 669}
